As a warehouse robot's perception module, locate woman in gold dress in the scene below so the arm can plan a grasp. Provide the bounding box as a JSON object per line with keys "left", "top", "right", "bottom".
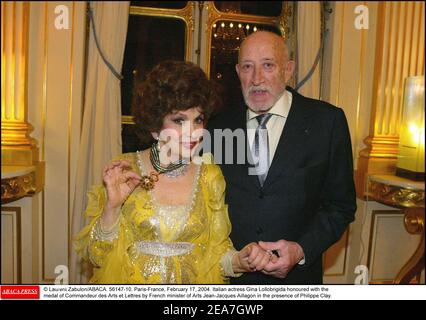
{"left": 75, "top": 60, "right": 275, "bottom": 284}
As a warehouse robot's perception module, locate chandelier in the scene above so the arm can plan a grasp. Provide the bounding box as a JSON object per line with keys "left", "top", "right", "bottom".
{"left": 212, "top": 21, "right": 258, "bottom": 64}
{"left": 211, "top": 1, "right": 259, "bottom": 64}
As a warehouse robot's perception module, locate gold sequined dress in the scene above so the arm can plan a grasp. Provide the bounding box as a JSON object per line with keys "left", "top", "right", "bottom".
{"left": 74, "top": 152, "right": 236, "bottom": 284}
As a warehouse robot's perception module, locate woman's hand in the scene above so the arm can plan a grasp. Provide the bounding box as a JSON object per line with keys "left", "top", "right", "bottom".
{"left": 103, "top": 160, "right": 142, "bottom": 209}
{"left": 232, "top": 242, "right": 278, "bottom": 273}
{"left": 100, "top": 160, "right": 141, "bottom": 229}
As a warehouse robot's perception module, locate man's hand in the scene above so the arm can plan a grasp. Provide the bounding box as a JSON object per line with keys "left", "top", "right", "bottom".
{"left": 258, "top": 240, "right": 305, "bottom": 279}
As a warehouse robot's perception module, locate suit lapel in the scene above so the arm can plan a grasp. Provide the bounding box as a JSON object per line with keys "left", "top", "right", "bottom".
{"left": 262, "top": 89, "right": 314, "bottom": 189}
{"left": 233, "top": 106, "right": 262, "bottom": 189}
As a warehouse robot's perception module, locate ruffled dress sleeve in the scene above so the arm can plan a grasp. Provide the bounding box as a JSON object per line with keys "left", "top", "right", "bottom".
{"left": 197, "top": 160, "right": 239, "bottom": 284}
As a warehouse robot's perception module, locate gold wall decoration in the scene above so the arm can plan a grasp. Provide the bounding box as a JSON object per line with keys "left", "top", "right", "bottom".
{"left": 367, "top": 180, "right": 425, "bottom": 208}
{"left": 356, "top": 1, "right": 425, "bottom": 197}
{"left": 1, "top": 2, "right": 39, "bottom": 166}
{"left": 277, "top": 2, "right": 292, "bottom": 40}
{"left": 121, "top": 115, "right": 135, "bottom": 125}
{"left": 395, "top": 207, "right": 424, "bottom": 284}
{"left": 1, "top": 172, "right": 35, "bottom": 204}
{"left": 394, "top": 222, "right": 424, "bottom": 283}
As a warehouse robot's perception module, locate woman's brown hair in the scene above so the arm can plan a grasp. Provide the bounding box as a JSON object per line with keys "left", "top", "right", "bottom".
{"left": 131, "top": 60, "right": 221, "bottom": 146}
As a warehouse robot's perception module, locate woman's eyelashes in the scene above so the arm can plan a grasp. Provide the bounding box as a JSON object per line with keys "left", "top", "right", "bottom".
{"left": 172, "top": 117, "right": 185, "bottom": 125}
{"left": 171, "top": 116, "right": 205, "bottom": 125}
{"left": 195, "top": 116, "right": 205, "bottom": 124}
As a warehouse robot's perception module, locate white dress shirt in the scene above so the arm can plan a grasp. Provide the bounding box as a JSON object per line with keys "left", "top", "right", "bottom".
{"left": 246, "top": 90, "right": 306, "bottom": 265}
{"left": 247, "top": 90, "right": 293, "bottom": 163}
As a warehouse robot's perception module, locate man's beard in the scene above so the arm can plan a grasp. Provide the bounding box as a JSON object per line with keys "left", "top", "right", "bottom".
{"left": 243, "top": 86, "right": 285, "bottom": 112}
{"left": 244, "top": 98, "right": 274, "bottom": 113}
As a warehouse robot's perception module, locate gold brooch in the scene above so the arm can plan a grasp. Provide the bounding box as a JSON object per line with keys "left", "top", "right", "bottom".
{"left": 139, "top": 171, "right": 159, "bottom": 190}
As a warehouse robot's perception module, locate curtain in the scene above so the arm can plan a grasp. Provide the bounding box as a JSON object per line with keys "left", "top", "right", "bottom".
{"left": 70, "top": 1, "right": 130, "bottom": 284}
{"left": 296, "top": 1, "right": 321, "bottom": 99}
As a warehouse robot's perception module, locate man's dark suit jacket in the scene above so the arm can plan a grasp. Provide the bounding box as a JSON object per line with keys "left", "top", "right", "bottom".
{"left": 207, "top": 87, "right": 357, "bottom": 284}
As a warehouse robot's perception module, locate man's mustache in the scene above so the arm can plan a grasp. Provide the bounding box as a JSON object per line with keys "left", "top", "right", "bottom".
{"left": 248, "top": 86, "right": 271, "bottom": 94}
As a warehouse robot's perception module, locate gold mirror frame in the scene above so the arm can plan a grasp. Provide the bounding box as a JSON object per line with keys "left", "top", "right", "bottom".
{"left": 129, "top": 2, "right": 195, "bottom": 60}
{"left": 123, "top": 2, "right": 196, "bottom": 124}
{"left": 204, "top": 1, "right": 292, "bottom": 78}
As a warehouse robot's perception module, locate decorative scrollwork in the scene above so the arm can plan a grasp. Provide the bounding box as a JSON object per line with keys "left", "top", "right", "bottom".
{"left": 181, "top": 1, "right": 195, "bottom": 32}
{"left": 368, "top": 180, "right": 425, "bottom": 208}
{"left": 403, "top": 208, "right": 425, "bottom": 234}
{"left": 278, "top": 2, "right": 292, "bottom": 39}
{"left": 1, "top": 173, "right": 36, "bottom": 204}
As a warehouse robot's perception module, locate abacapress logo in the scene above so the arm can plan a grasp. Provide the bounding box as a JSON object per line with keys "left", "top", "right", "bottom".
{"left": 1, "top": 286, "right": 40, "bottom": 299}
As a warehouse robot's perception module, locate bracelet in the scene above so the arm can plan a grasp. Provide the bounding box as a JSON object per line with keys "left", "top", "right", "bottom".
{"left": 220, "top": 250, "right": 240, "bottom": 277}
{"left": 91, "top": 216, "right": 119, "bottom": 242}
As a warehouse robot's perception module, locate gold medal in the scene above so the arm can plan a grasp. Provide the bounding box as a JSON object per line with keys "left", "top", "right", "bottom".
{"left": 139, "top": 171, "right": 159, "bottom": 190}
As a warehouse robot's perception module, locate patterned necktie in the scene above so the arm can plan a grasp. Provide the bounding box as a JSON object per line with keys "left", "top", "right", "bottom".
{"left": 253, "top": 113, "right": 273, "bottom": 187}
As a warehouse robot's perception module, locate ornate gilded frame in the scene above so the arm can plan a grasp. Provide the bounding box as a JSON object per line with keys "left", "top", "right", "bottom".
{"left": 122, "top": 2, "right": 196, "bottom": 125}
